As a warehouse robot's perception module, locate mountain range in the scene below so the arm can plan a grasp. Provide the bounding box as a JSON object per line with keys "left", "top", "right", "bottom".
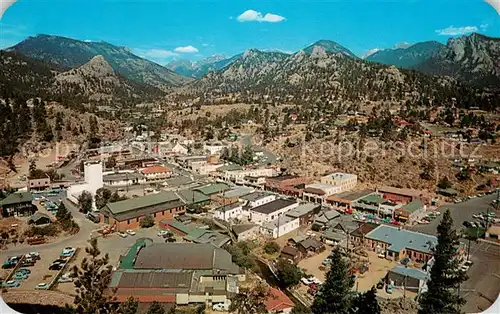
{"left": 1, "top": 33, "right": 499, "bottom": 110}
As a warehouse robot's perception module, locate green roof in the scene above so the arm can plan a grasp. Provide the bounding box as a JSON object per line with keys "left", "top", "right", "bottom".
{"left": 104, "top": 191, "right": 180, "bottom": 215}
{"left": 402, "top": 200, "right": 424, "bottom": 214}
{"left": 177, "top": 190, "right": 210, "bottom": 205}
{"left": 194, "top": 183, "right": 230, "bottom": 196}
{"left": 217, "top": 164, "right": 243, "bottom": 172}
{"left": 0, "top": 192, "right": 33, "bottom": 206}
{"left": 167, "top": 220, "right": 195, "bottom": 234}
{"left": 359, "top": 194, "right": 385, "bottom": 205}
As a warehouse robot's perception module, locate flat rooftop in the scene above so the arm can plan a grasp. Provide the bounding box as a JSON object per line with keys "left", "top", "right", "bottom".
{"left": 250, "top": 199, "right": 296, "bottom": 215}
{"left": 365, "top": 225, "right": 437, "bottom": 254}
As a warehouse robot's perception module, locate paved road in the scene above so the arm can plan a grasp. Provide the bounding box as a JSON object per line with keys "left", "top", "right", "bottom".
{"left": 410, "top": 194, "right": 499, "bottom": 236}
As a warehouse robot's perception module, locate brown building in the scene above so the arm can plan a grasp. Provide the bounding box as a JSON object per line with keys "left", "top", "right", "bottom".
{"left": 326, "top": 189, "right": 374, "bottom": 210}
{"left": 349, "top": 222, "right": 379, "bottom": 246}
{"left": 280, "top": 246, "right": 302, "bottom": 263}
{"left": 377, "top": 187, "right": 422, "bottom": 204}
{"left": 285, "top": 203, "right": 321, "bottom": 226}
{"left": 27, "top": 176, "right": 51, "bottom": 191}
{"left": 297, "top": 238, "right": 325, "bottom": 255}
{"left": 264, "top": 176, "right": 311, "bottom": 197}
{"left": 100, "top": 192, "right": 186, "bottom": 231}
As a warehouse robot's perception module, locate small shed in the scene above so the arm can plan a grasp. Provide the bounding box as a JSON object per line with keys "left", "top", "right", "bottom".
{"left": 297, "top": 238, "right": 325, "bottom": 254}
{"left": 28, "top": 212, "right": 51, "bottom": 226}
{"left": 280, "top": 246, "right": 302, "bottom": 263}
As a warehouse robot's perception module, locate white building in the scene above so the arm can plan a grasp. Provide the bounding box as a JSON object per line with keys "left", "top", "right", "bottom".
{"left": 214, "top": 202, "right": 244, "bottom": 222}
{"left": 140, "top": 165, "right": 172, "bottom": 181}
{"left": 320, "top": 172, "right": 357, "bottom": 193}
{"left": 203, "top": 142, "right": 227, "bottom": 155}
{"left": 172, "top": 143, "right": 189, "bottom": 155}
{"left": 240, "top": 192, "right": 276, "bottom": 209}
{"left": 249, "top": 199, "right": 298, "bottom": 225}
{"left": 102, "top": 172, "right": 146, "bottom": 187}
{"left": 231, "top": 224, "right": 259, "bottom": 242}
{"left": 196, "top": 163, "right": 224, "bottom": 175}
{"left": 221, "top": 168, "right": 278, "bottom": 183}
{"left": 259, "top": 215, "right": 300, "bottom": 239}
{"left": 303, "top": 183, "right": 340, "bottom": 204}
{"left": 67, "top": 161, "right": 104, "bottom": 210}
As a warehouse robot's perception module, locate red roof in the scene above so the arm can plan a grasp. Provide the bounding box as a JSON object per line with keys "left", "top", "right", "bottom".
{"left": 141, "top": 165, "right": 170, "bottom": 174}
{"left": 265, "top": 287, "right": 294, "bottom": 312}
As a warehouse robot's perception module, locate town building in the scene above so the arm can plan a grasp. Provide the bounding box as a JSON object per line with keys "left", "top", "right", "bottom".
{"left": 326, "top": 189, "right": 375, "bottom": 212}
{"left": 349, "top": 223, "right": 379, "bottom": 246}
{"left": 172, "top": 143, "right": 189, "bottom": 155}
{"left": 161, "top": 220, "right": 231, "bottom": 247}
{"left": 387, "top": 266, "right": 428, "bottom": 294}
{"left": 249, "top": 199, "right": 299, "bottom": 225}
{"left": 214, "top": 202, "right": 244, "bottom": 222}
{"left": 140, "top": 165, "right": 172, "bottom": 181}
{"left": 394, "top": 200, "right": 426, "bottom": 224}
{"left": 193, "top": 183, "right": 231, "bottom": 200}
{"left": 259, "top": 215, "right": 300, "bottom": 239}
{"left": 28, "top": 212, "right": 51, "bottom": 226}
{"left": 109, "top": 243, "right": 242, "bottom": 305}
{"left": 377, "top": 186, "right": 423, "bottom": 204}
{"left": 302, "top": 183, "right": 340, "bottom": 204}
{"left": 312, "top": 210, "right": 341, "bottom": 230}
{"left": 102, "top": 172, "right": 146, "bottom": 187}
{"left": 203, "top": 142, "right": 227, "bottom": 155}
{"left": 365, "top": 225, "right": 437, "bottom": 262}
{"left": 175, "top": 190, "right": 211, "bottom": 209}
{"left": 297, "top": 238, "right": 325, "bottom": 255}
{"left": 285, "top": 203, "right": 321, "bottom": 226}
{"left": 265, "top": 287, "right": 294, "bottom": 314}
{"left": 100, "top": 192, "right": 186, "bottom": 230}
{"left": 177, "top": 156, "right": 208, "bottom": 170}
{"left": 264, "top": 176, "right": 311, "bottom": 197}
{"left": 240, "top": 192, "right": 276, "bottom": 209}
{"left": 320, "top": 173, "right": 357, "bottom": 193}
{"left": 27, "top": 175, "right": 51, "bottom": 191}
{"left": 231, "top": 224, "right": 259, "bottom": 242}
{"left": 280, "top": 246, "right": 302, "bottom": 263}
{"left": 0, "top": 192, "right": 35, "bottom": 217}
{"left": 217, "top": 187, "right": 254, "bottom": 205}
{"left": 67, "top": 161, "right": 103, "bottom": 209}
{"left": 220, "top": 168, "right": 278, "bottom": 183}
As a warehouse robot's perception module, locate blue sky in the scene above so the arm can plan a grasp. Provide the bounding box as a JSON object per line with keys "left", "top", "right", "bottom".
{"left": 1, "top": 0, "right": 499, "bottom": 64}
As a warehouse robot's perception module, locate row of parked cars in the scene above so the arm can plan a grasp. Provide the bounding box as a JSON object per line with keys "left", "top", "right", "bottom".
{"left": 2, "top": 252, "right": 41, "bottom": 288}
{"left": 117, "top": 229, "right": 137, "bottom": 238}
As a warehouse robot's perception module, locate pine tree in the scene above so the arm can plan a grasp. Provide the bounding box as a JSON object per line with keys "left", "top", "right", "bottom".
{"left": 72, "top": 238, "right": 115, "bottom": 314}
{"left": 120, "top": 296, "right": 139, "bottom": 314}
{"left": 356, "top": 286, "right": 381, "bottom": 314}
{"left": 311, "top": 248, "right": 355, "bottom": 314}
{"left": 77, "top": 191, "right": 93, "bottom": 214}
{"left": 418, "top": 209, "right": 467, "bottom": 314}
{"left": 229, "top": 283, "right": 269, "bottom": 314}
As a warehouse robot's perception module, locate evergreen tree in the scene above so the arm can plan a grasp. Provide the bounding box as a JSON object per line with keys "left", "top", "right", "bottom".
{"left": 72, "top": 238, "right": 115, "bottom": 314}
{"left": 146, "top": 302, "right": 165, "bottom": 314}
{"left": 311, "top": 249, "right": 355, "bottom": 314}
{"left": 77, "top": 191, "right": 93, "bottom": 214}
{"left": 120, "top": 296, "right": 139, "bottom": 314}
{"left": 276, "top": 259, "right": 302, "bottom": 289}
{"left": 229, "top": 283, "right": 269, "bottom": 314}
{"left": 418, "top": 209, "right": 467, "bottom": 314}
{"left": 356, "top": 286, "right": 381, "bottom": 314}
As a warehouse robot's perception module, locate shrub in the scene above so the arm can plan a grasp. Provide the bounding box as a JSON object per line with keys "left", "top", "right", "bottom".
{"left": 140, "top": 215, "right": 155, "bottom": 228}
{"left": 263, "top": 241, "right": 280, "bottom": 255}
{"left": 24, "top": 224, "right": 60, "bottom": 237}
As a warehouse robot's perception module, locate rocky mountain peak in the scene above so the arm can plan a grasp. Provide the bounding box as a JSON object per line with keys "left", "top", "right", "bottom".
{"left": 80, "top": 55, "right": 115, "bottom": 77}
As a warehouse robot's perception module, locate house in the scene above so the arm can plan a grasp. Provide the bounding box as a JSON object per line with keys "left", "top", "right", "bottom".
{"left": 177, "top": 156, "right": 207, "bottom": 170}
{"left": 172, "top": 143, "right": 189, "bottom": 155}
{"left": 100, "top": 192, "right": 186, "bottom": 230}
{"left": 249, "top": 199, "right": 299, "bottom": 225}
{"left": 303, "top": 183, "right": 340, "bottom": 204}
{"left": 140, "top": 165, "right": 172, "bottom": 181}
{"left": 102, "top": 172, "right": 145, "bottom": 187}
{"left": 285, "top": 203, "right": 321, "bottom": 226}
{"left": 395, "top": 200, "right": 426, "bottom": 223}
{"left": 231, "top": 224, "right": 259, "bottom": 241}
{"left": 193, "top": 183, "right": 231, "bottom": 200}
{"left": 109, "top": 243, "right": 242, "bottom": 305}
{"left": 176, "top": 190, "right": 211, "bottom": 209}
{"left": 321, "top": 229, "right": 346, "bottom": 245}
{"left": 259, "top": 215, "right": 300, "bottom": 239}
{"left": 160, "top": 220, "right": 231, "bottom": 247}
{"left": 312, "top": 210, "right": 341, "bottom": 230}
{"left": 28, "top": 212, "right": 51, "bottom": 226}
{"left": 214, "top": 202, "right": 244, "bottom": 222}
{"left": 349, "top": 223, "right": 379, "bottom": 246}
{"left": 217, "top": 187, "right": 254, "bottom": 205}
{"left": 265, "top": 287, "right": 294, "bottom": 314}
{"left": 320, "top": 173, "right": 357, "bottom": 193}
{"left": 280, "top": 246, "right": 302, "bottom": 263}
{"left": 264, "top": 176, "right": 311, "bottom": 197}
{"left": 365, "top": 225, "right": 437, "bottom": 262}
{"left": 240, "top": 192, "right": 276, "bottom": 209}
{"left": 241, "top": 175, "right": 267, "bottom": 187}
{"left": 297, "top": 238, "right": 325, "bottom": 255}
{"left": 1, "top": 192, "right": 35, "bottom": 217}
{"left": 387, "top": 266, "right": 429, "bottom": 293}
{"left": 377, "top": 187, "right": 422, "bottom": 204}
{"left": 27, "top": 175, "right": 51, "bottom": 191}
{"left": 220, "top": 168, "right": 277, "bottom": 183}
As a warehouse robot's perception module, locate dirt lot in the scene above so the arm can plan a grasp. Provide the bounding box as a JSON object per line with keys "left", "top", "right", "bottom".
{"left": 298, "top": 248, "right": 331, "bottom": 282}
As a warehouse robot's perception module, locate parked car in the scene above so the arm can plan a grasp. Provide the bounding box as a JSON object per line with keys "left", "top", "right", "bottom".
{"left": 386, "top": 284, "right": 393, "bottom": 294}
{"left": 213, "top": 302, "right": 231, "bottom": 312}
{"left": 376, "top": 280, "right": 384, "bottom": 289}
{"left": 117, "top": 232, "right": 128, "bottom": 238}
{"left": 17, "top": 268, "right": 31, "bottom": 275}
{"left": 2, "top": 280, "right": 21, "bottom": 288}
{"left": 35, "top": 283, "right": 49, "bottom": 290}
{"left": 126, "top": 229, "right": 136, "bottom": 236}
{"left": 301, "top": 277, "right": 313, "bottom": 285}
{"left": 157, "top": 230, "right": 170, "bottom": 237}
{"left": 60, "top": 247, "right": 76, "bottom": 257}
{"left": 25, "top": 252, "right": 40, "bottom": 260}
{"left": 400, "top": 257, "right": 411, "bottom": 266}
{"left": 58, "top": 276, "right": 73, "bottom": 283}
{"left": 322, "top": 258, "right": 331, "bottom": 265}
{"left": 49, "top": 263, "right": 63, "bottom": 270}
{"left": 20, "top": 260, "right": 35, "bottom": 267}
{"left": 378, "top": 252, "right": 386, "bottom": 259}
{"left": 53, "top": 259, "right": 66, "bottom": 264}
{"left": 13, "top": 272, "right": 29, "bottom": 280}
{"left": 464, "top": 260, "right": 473, "bottom": 267}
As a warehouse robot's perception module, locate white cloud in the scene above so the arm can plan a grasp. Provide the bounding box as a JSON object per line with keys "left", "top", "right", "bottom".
{"left": 236, "top": 10, "right": 285, "bottom": 23}
{"left": 142, "top": 49, "right": 179, "bottom": 58}
{"left": 363, "top": 48, "right": 380, "bottom": 58}
{"left": 436, "top": 26, "right": 478, "bottom": 36}
{"left": 174, "top": 45, "right": 199, "bottom": 53}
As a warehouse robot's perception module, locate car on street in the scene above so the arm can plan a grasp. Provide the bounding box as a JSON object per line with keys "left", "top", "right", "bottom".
{"left": 3, "top": 280, "right": 21, "bottom": 288}
{"left": 157, "top": 230, "right": 173, "bottom": 238}
{"left": 118, "top": 231, "right": 128, "bottom": 238}
{"left": 35, "top": 283, "right": 49, "bottom": 290}
{"left": 126, "top": 229, "right": 136, "bottom": 236}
